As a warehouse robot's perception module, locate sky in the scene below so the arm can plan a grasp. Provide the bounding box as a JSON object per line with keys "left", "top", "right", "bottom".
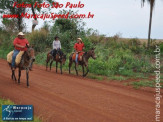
{"left": 80, "top": 0, "right": 163, "bottom": 39}
{"left": 1, "top": 0, "right": 163, "bottom": 39}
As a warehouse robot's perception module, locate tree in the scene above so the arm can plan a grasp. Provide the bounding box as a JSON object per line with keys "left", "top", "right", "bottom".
{"left": 0, "top": 0, "right": 54, "bottom": 31}
{"left": 0, "top": 0, "right": 26, "bottom": 31}
{"left": 49, "top": 10, "right": 87, "bottom": 53}
{"left": 141, "top": 0, "right": 155, "bottom": 48}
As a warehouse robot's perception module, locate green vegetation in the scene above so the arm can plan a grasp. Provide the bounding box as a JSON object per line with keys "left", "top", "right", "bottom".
{"left": 108, "top": 76, "right": 129, "bottom": 81}
{"left": 0, "top": 10, "right": 162, "bottom": 82}
{"left": 87, "top": 74, "right": 104, "bottom": 81}
{"left": 0, "top": 98, "right": 41, "bottom": 122}
{"left": 131, "top": 80, "right": 155, "bottom": 89}
{"left": 160, "top": 75, "right": 163, "bottom": 80}
{"left": 0, "top": 27, "right": 162, "bottom": 80}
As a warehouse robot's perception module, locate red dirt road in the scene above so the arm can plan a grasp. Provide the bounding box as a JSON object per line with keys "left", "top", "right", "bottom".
{"left": 0, "top": 59, "right": 162, "bottom": 122}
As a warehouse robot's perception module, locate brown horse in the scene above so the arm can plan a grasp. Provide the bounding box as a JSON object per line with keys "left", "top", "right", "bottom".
{"left": 46, "top": 51, "right": 66, "bottom": 74}
{"left": 9, "top": 44, "right": 35, "bottom": 87}
{"left": 69, "top": 48, "right": 96, "bottom": 77}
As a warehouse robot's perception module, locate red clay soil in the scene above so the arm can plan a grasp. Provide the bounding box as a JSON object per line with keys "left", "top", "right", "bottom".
{"left": 0, "top": 59, "right": 162, "bottom": 122}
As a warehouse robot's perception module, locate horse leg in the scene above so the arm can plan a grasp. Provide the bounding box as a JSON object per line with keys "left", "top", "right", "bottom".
{"left": 56, "top": 62, "right": 58, "bottom": 73}
{"left": 46, "top": 62, "right": 48, "bottom": 70}
{"left": 18, "top": 69, "right": 21, "bottom": 84}
{"left": 46, "top": 55, "right": 51, "bottom": 70}
{"left": 69, "top": 61, "right": 72, "bottom": 74}
{"left": 82, "top": 65, "right": 85, "bottom": 77}
{"left": 11, "top": 70, "right": 14, "bottom": 80}
{"left": 50, "top": 60, "right": 53, "bottom": 71}
{"left": 13, "top": 70, "right": 17, "bottom": 82}
{"left": 75, "top": 63, "right": 78, "bottom": 76}
{"left": 83, "top": 65, "right": 89, "bottom": 77}
{"left": 60, "top": 62, "right": 62, "bottom": 74}
{"left": 26, "top": 69, "right": 29, "bottom": 87}
{"left": 46, "top": 60, "right": 49, "bottom": 71}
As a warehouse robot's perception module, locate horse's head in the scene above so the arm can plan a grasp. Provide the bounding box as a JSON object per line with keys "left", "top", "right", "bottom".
{"left": 88, "top": 48, "right": 96, "bottom": 59}
{"left": 26, "top": 44, "right": 35, "bottom": 62}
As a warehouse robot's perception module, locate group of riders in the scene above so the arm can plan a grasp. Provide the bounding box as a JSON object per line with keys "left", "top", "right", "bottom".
{"left": 11, "top": 32, "right": 85, "bottom": 70}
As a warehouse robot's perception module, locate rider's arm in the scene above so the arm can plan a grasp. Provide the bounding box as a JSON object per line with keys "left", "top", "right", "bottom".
{"left": 59, "top": 41, "right": 61, "bottom": 49}
{"left": 15, "top": 44, "right": 25, "bottom": 48}
{"left": 13, "top": 38, "right": 26, "bottom": 48}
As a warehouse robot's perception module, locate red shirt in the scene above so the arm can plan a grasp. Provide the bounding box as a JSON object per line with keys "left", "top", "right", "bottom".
{"left": 13, "top": 37, "right": 29, "bottom": 51}
{"left": 74, "top": 43, "right": 85, "bottom": 51}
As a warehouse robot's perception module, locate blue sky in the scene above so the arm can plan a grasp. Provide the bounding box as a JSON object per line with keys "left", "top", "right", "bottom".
{"left": 1, "top": 0, "right": 162, "bottom": 39}
{"left": 79, "top": 0, "right": 163, "bottom": 39}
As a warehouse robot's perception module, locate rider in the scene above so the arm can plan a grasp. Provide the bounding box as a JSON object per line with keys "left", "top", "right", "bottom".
{"left": 74, "top": 38, "right": 85, "bottom": 64}
{"left": 12, "top": 32, "right": 29, "bottom": 70}
{"left": 52, "top": 36, "right": 62, "bottom": 59}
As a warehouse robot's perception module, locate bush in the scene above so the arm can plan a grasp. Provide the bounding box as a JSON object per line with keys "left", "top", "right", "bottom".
{"left": 35, "top": 52, "right": 47, "bottom": 65}
{"left": 160, "top": 42, "right": 163, "bottom": 53}
{"left": 26, "top": 29, "right": 48, "bottom": 52}
{"left": 87, "top": 41, "right": 153, "bottom": 76}
{"left": 89, "top": 58, "right": 109, "bottom": 75}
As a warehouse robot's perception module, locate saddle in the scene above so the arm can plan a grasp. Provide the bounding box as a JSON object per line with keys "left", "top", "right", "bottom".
{"left": 7, "top": 51, "right": 24, "bottom": 66}
{"left": 72, "top": 52, "right": 85, "bottom": 61}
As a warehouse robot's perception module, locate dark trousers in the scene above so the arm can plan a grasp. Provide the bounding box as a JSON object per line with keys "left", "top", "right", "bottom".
{"left": 51, "top": 49, "right": 63, "bottom": 58}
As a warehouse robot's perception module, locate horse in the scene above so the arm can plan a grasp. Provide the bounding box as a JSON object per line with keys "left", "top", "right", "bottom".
{"left": 46, "top": 50, "right": 66, "bottom": 74}
{"left": 9, "top": 44, "right": 35, "bottom": 87}
{"left": 69, "top": 48, "right": 96, "bottom": 77}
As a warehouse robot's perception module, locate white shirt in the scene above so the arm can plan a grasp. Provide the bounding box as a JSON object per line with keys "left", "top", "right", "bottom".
{"left": 52, "top": 40, "right": 61, "bottom": 49}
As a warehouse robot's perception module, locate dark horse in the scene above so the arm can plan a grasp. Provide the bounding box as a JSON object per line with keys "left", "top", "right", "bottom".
{"left": 46, "top": 50, "right": 66, "bottom": 74}
{"left": 9, "top": 44, "right": 35, "bottom": 87}
{"left": 69, "top": 48, "right": 96, "bottom": 77}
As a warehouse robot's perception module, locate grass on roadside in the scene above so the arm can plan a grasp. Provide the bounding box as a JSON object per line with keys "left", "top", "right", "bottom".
{"left": 130, "top": 80, "right": 155, "bottom": 89}
{"left": 0, "top": 98, "right": 41, "bottom": 122}
{"left": 108, "top": 76, "right": 129, "bottom": 81}
{"left": 87, "top": 74, "right": 104, "bottom": 81}
{"left": 128, "top": 73, "right": 149, "bottom": 79}
{"left": 160, "top": 75, "right": 163, "bottom": 80}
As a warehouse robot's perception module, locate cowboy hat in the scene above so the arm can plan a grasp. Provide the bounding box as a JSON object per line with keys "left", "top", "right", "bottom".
{"left": 77, "top": 38, "right": 82, "bottom": 42}
{"left": 18, "top": 32, "right": 25, "bottom": 36}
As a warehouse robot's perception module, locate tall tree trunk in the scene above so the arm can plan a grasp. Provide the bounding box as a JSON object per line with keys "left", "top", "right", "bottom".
{"left": 148, "top": 2, "right": 153, "bottom": 48}
{"left": 31, "top": 5, "right": 37, "bottom": 32}
{"left": 17, "top": 7, "right": 23, "bottom": 32}
{"left": 17, "top": 0, "right": 22, "bottom": 32}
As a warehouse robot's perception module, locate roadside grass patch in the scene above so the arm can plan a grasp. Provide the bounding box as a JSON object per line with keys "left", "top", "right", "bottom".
{"left": 160, "top": 75, "right": 163, "bottom": 80}
{"left": 87, "top": 74, "right": 104, "bottom": 81}
{"left": 129, "top": 73, "right": 148, "bottom": 79}
{"left": 131, "top": 80, "right": 155, "bottom": 89}
{"left": 123, "top": 82, "right": 130, "bottom": 86}
{"left": 0, "top": 98, "right": 41, "bottom": 122}
{"left": 119, "top": 70, "right": 135, "bottom": 77}
{"left": 108, "top": 76, "right": 129, "bottom": 81}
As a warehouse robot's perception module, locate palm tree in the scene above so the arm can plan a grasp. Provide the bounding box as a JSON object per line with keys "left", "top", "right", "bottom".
{"left": 141, "top": 0, "right": 155, "bottom": 48}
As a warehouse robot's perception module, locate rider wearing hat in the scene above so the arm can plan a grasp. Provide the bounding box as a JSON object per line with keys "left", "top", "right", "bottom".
{"left": 52, "top": 36, "right": 62, "bottom": 59}
{"left": 74, "top": 38, "right": 85, "bottom": 64}
{"left": 12, "top": 32, "right": 29, "bottom": 70}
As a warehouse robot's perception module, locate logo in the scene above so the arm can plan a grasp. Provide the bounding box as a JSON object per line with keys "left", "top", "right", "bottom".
{"left": 2, "top": 105, "right": 33, "bottom": 121}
